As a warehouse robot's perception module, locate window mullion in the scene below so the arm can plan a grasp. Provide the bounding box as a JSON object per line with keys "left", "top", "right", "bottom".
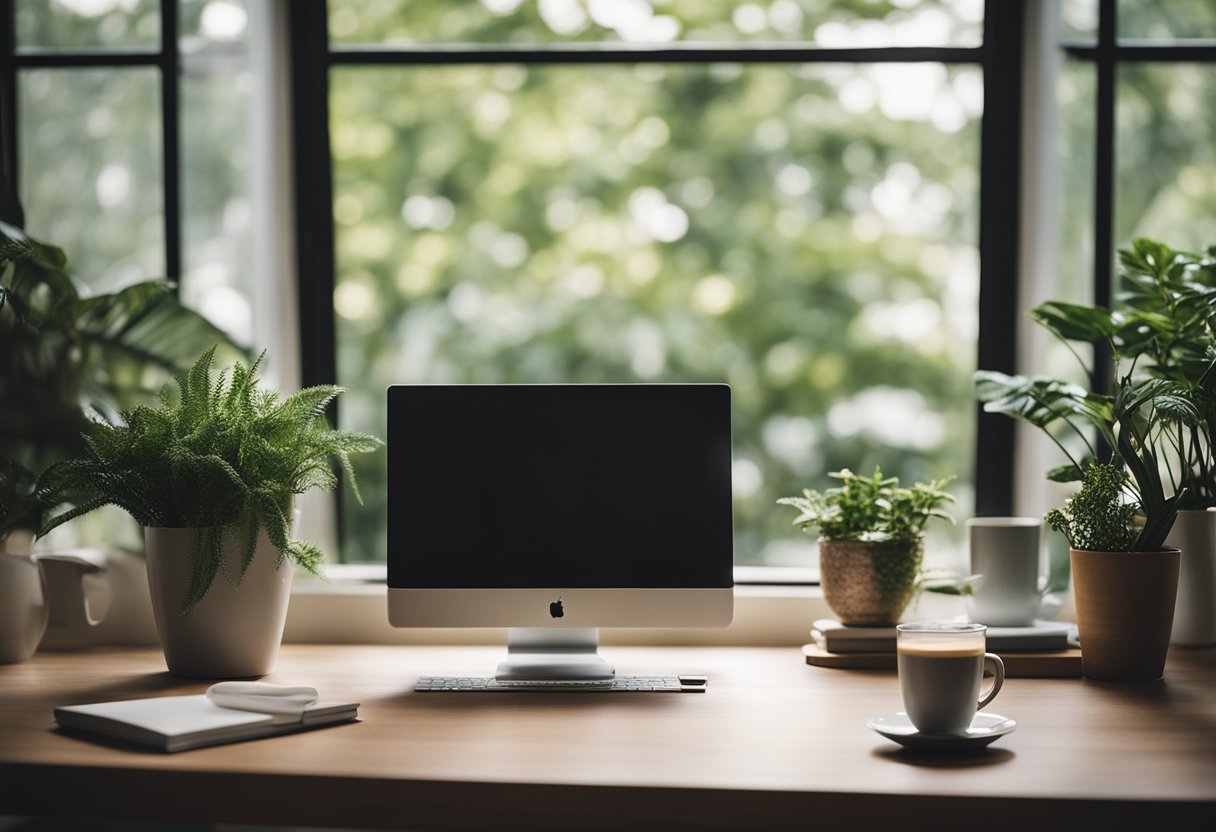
{"left": 974, "top": 0, "right": 1024, "bottom": 516}
{"left": 0, "top": 0, "right": 17, "bottom": 196}
{"left": 1090, "top": 0, "right": 1117, "bottom": 401}
{"left": 160, "top": 0, "right": 181, "bottom": 287}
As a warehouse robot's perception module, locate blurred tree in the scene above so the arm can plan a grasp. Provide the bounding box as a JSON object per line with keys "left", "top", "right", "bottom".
{"left": 327, "top": 4, "right": 986, "bottom": 567}
{"left": 10, "top": 0, "right": 1214, "bottom": 568}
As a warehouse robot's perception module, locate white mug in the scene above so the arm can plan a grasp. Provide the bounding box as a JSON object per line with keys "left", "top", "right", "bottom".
{"left": 966, "top": 517, "right": 1044, "bottom": 627}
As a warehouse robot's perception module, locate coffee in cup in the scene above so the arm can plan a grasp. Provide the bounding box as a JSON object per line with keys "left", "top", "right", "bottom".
{"left": 897, "top": 621, "right": 1005, "bottom": 734}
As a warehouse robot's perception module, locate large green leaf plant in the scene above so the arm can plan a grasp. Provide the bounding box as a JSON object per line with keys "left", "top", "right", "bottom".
{"left": 975, "top": 238, "right": 1213, "bottom": 552}
{"left": 0, "top": 188, "right": 242, "bottom": 541}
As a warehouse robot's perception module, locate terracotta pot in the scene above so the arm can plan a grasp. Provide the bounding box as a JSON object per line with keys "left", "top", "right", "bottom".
{"left": 1166, "top": 510, "right": 1216, "bottom": 646}
{"left": 1071, "top": 547, "right": 1180, "bottom": 682}
{"left": 818, "top": 537, "right": 923, "bottom": 626}
{"left": 145, "top": 525, "right": 293, "bottom": 679}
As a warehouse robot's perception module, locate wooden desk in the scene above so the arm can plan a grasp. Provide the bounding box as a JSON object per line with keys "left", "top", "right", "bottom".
{"left": 2, "top": 645, "right": 1214, "bottom": 830}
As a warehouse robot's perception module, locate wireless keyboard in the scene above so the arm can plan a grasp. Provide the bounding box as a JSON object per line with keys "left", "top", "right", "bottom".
{"left": 415, "top": 675, "right": 708, "bottom": 693}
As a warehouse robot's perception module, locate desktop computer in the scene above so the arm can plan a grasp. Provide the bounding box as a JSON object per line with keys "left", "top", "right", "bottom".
{"left": 386, "top": 383, "right": 734, "bottom": 687}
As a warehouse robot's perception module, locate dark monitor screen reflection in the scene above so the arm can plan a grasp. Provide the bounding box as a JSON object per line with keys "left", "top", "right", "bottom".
{"left": 386, "top": 384, "right": 734, "bottom": 682}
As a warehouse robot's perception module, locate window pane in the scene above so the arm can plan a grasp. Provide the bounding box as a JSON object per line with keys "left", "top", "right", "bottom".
{"left": 15, "top": 0, "right": 160, "bottom": 51}
{"left": 1118, "top": 0, "right": 1216, "bottom": 39}
{"left": 1059, "top": 0, "right": 1098, "bottom": 43}
{"left": 1116, "top": 64, "right": 1216, "bottom": 249}
{"left": 331, "top": 63, "right": 981, "bottom": 568}
{"left": 19, "top": 68, "right": 164, "bottom": 291}
{"left": 1056, "top": 59, "right": 1095, "bottom": 310}
{"left": 180, "top": 0, "right": 256, "bottom": 344}
{"left": 179, "top": 0, "right": 248, "bottom": 45}
{"left": 329, "top": 0, "right": 983, "bottom": 47}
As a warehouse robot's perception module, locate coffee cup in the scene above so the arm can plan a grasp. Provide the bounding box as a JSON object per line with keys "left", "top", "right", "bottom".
{"left": 966, "top": 517, "right": 1044, "bottom": 627}
{"left": 897, "top": 621, "right": 1005, "bottom": 735}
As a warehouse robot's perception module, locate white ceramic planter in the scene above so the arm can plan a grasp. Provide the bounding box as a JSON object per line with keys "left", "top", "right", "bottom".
{"left": 1166, "top": 510, "right": 1216, "bottom": 646}
{"left": 145, "top": 525, "right": 294, "bottom": 678}
{"left": 0, "top": 553, "right": 49, "bottom": 663}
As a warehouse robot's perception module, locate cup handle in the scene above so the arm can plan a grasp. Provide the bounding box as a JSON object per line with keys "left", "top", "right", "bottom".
{"left": 35, "top": 554, "right": 108, "bottom": 629}
{"left": 978, "top": 652, "right": 1004, "bottom": 710}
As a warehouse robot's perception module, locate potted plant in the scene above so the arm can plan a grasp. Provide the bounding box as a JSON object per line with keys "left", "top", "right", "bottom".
{"left": 1046, "top": 463, "right": 1180, "bottom": 681}
{"left": 1117, "top": 239, "right": 1216, "bottom": 646}
{"left": 976, "top": 242, "right": 1198, "bottom": 679}
{"left": 40, "top": 348, "right": 382, "bottom": 678}
{"left": 1, "top": 191, "right": 243, "bottom": 660}
{"left": 778, "top": 468, "right": 955, "bottom": 626}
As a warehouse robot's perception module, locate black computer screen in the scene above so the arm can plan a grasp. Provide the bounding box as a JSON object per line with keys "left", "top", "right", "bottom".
{"left": 387, "top": 384, "right": 733, "bottom": 589}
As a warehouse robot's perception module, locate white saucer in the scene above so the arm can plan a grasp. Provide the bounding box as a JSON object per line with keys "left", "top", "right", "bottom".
{"left": 868, "top": 712, "right": 1016, "bottom": 751}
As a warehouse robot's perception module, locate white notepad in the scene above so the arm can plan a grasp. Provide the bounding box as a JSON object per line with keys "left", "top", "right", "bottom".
{"left": 55, "top": 689, "right": 359, "bottom": 753}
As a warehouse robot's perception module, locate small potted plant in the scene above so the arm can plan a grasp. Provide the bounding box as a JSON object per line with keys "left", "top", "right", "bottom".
{"left": 1046, "top": 463, "right": 1180, "bottom": 681}
{"left": 778, "top": 468, "right": 955, "bottom": 626}
{"left": 40, "top": 348, "right": 382, "bottom": 678}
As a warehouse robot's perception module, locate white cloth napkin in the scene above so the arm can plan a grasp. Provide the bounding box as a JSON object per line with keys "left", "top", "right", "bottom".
{"left": 206, "top": 682, "right": 319, "bottom": 716}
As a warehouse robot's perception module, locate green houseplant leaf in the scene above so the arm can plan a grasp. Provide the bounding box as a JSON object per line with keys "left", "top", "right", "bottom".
{"left": 1, "top": 206, "right": 246, "bottom": 538}
{"left": 1028, "top": 301, "right": 1116, "bottom": 346}
{"left": 974, "top": 236, "right": 1216, "bottom": 540}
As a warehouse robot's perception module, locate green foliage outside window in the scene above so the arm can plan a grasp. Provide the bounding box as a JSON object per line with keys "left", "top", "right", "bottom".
{"left": 331, "top": 60, "right": 981, "bottom": 566}
{"left": 10, "top": 0, "right": 1216, "bottom": 568}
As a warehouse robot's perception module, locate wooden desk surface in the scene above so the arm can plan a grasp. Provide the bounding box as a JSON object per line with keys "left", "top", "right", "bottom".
{"left": 2, "top": 645, "right": 1214, "bottom": 830}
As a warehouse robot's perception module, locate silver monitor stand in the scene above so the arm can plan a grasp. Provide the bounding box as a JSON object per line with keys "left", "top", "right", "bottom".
{"left": 495, "top": 628, "right": 615, "bottom": 682}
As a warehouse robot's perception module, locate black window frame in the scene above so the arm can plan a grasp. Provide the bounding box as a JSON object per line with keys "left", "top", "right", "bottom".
{"left": 0, "top": 0, "right": 183, "bottom": 289}
{"left": 1058, "top": 0, "right": 1216, "bottom": 398}
{"left": 1, "top": 0, "right": 1033, "bottom": 565}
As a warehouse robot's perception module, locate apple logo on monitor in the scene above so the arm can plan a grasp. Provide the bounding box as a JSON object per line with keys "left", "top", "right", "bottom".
{"left": 549, "top": 597, "right": 564, "bottom": 619}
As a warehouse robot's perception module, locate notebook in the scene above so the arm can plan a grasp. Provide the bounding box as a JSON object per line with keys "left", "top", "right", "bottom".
{"left": 55, "top": 684, "right": 359, "bottom": 753}
{"left": 811, "top": 619, "right": 1074, "bottom": 654}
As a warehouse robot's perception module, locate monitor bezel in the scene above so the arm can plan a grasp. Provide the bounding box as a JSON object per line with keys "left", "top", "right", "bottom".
{"left": 385, "top": 383, "right": 735, "bottom": 629}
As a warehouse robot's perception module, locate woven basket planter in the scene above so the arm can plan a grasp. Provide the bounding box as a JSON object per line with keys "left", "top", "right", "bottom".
{"left": 818, "top": 537, "right": 923, "bottom": 627}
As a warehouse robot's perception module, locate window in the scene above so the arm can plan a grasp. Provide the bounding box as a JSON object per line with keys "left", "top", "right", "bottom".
{"left": 1053, "top": 0, "right": 1216, "bottom": 371}
{"left": 4, "top": 0, "right": 259, "bottom": 333}
{"left": 4, "top": 1, "right": 1061, "bottom": 579}
{"left": 1, "top": 0, "right": 268, "bottom": 548}
{"left": 295, "top": 0, "right": 1010, "bottom": 574}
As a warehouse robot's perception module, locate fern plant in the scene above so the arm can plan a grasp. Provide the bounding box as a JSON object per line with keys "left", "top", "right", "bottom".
{"left": 40, "top": 347, "right": 382, "bottom": 610}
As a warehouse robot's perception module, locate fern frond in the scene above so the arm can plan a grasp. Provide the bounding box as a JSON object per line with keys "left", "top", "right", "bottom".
{"left": 286, "top": 539, "right": 325, "bottom": 576}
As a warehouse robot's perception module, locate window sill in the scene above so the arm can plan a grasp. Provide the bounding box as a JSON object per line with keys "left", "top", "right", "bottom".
{"left": 284, "top": 566, "right": 975, "bottom": 647}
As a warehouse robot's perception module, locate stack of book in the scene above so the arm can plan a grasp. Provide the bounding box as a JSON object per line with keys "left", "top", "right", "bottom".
{"left": 805, "top": 619, "right": 1082, "bottom": 677}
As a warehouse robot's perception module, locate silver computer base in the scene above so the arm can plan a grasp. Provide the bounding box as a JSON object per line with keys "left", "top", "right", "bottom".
{"left": 494, "top": 628, "right": 616, "bottom": 682}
